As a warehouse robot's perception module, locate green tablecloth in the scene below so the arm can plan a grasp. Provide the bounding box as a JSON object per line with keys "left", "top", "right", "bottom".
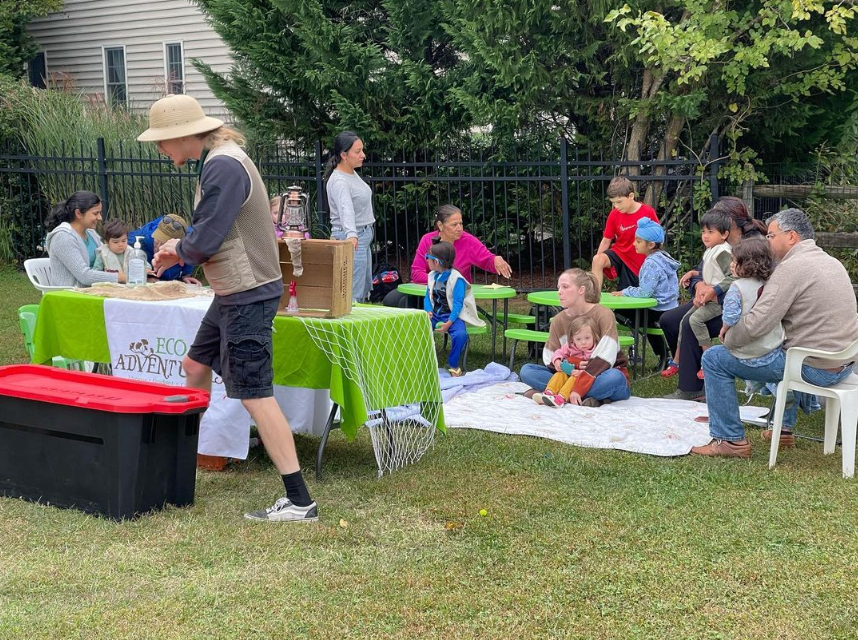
{"left": 32, "top": 291, "right": 445, "bottom": 439}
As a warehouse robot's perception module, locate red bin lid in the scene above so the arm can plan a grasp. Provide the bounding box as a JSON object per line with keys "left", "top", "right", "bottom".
{"left": 0, "top": 365, "right": 210, "bottom": 414}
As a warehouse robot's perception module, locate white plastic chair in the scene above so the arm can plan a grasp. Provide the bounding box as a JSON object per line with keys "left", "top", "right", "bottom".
{"left": 24, "top": 258, "right": 72, "bottom": 294}
{"left": 769, "top": 338, "right": 858, "bottom": 477}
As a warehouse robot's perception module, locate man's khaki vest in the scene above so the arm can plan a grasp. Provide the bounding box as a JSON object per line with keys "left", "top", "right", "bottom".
{"left": 193, "top": 141, "right": 281, "bottom": 296}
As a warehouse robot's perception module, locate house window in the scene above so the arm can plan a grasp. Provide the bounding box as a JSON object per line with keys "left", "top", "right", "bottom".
{"left": 28, "top": 52, "right": 48, "bottom": 89}
{"left": 164, "top": 42, "right": 185, "bottom": 94}
{"left": 103, "top": 46, "right": 127, "bottom": 105}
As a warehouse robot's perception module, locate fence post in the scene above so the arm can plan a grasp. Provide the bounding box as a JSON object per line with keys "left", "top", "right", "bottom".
{"left": 560, "top": 137, "right": 571, "bottom": 270}
{"left": 315, "top": 140, "right": 325, "bottom": 229}
{"left": 708, "top": 133, "right": 720, "bottom": 203}
{"left": 97, "top": 138, "right": 109, "bottom": 216}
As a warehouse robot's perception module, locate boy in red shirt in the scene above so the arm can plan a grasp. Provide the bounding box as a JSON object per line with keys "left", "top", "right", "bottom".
{"left": 591, "top": 176, "right": 659, "bottom": 291}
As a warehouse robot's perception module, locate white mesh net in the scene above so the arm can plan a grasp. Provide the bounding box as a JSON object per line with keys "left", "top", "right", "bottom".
{"left": 298, "top": 307, "right": 443, "bottom": 476}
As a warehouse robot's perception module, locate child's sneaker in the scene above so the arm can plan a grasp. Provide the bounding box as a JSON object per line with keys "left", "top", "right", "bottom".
{"left": 697, "top": 369, "right": 705, "bottom": 380}
{"left": 532, "top": 392, "right": 546, "bottom": 405}
{"left": 244, "top": 496, "right": 318, "bottom": 522}
{"left": 448, "top": 367, "right": 464, "bottom": 377}
{"left": 661, "top": 359, "right": 679, "bottom": 378}
{"left": 542, "top": 392, "right": 565, "bottom": 408}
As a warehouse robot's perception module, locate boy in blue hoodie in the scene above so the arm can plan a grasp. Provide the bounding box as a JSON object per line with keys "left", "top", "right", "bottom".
{"left": 610, "top": 217, "right": 679, "bottom": 366}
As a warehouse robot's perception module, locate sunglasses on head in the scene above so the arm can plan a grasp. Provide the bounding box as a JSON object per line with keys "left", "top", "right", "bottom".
{"left": 425, "top": 253, "right": 442, "bottom": 262}
{"left": 162, "top": 217, "right": 185, "bottom": 231}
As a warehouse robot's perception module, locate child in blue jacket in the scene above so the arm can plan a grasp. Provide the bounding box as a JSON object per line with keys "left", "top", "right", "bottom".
{"left": 610, "top": 217, "right": 679, "bottom": 366}
{"left": 424, "top": 238, "right": 486, "bottom": 377}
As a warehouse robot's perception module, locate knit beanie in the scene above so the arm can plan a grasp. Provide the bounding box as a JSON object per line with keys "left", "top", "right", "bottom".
{"left": 152, "top": 214, "right": 189, "bottom": 244}
{"left": 635, "top": 217, "right": 664, "bottom": 243}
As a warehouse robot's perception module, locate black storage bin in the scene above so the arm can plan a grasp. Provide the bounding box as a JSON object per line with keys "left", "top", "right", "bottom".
{"left": 0, "top": 365, "right": 209, "bottom": 520}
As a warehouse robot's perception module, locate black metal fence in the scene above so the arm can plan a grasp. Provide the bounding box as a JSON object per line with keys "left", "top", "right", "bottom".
{"left": 0, "top": 136, "right": 727, "bottom": 291}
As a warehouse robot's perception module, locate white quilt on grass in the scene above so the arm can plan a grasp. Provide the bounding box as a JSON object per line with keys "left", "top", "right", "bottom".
{"left": 443, "top": 381, "right": 769, "bottom": 457}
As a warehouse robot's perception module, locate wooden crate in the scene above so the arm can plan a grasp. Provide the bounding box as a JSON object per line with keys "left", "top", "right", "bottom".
{"left": 277, "top": 239, "right": 353, "bottom": 318}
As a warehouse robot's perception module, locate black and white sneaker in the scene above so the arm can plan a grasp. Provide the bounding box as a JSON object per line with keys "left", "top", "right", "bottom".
{"left": 244, "top": 497, "right": 318, "bottom": 522}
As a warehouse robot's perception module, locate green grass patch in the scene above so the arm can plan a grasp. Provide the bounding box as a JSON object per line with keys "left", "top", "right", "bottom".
{"left": 2, "top": 271, "right": 857, "bottom": 639}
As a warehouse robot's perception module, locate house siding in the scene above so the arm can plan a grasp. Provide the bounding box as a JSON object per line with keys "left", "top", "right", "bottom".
{"left": 27, "top": 0, "right": 233, "bottom": 117}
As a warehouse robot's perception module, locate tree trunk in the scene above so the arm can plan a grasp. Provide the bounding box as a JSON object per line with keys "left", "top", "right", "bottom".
{"left": 643, "top": 112, "right": 685, "bottom": 209}
{"left": 625, "top": 68, "right": 664, "bottom": 177}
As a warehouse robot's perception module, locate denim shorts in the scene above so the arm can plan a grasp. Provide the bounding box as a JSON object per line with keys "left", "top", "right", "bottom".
{"left": 187, "top": 296, "right": 279, "bottom": 400}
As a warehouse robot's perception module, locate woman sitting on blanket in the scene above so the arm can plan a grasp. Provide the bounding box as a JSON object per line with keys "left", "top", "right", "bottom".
{"left": 521, "top": 268, "right": 631, "bottom": 406}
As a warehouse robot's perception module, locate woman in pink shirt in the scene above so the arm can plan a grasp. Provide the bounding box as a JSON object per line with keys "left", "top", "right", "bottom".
{"left": 384, "top": 204, "right": 513, "bottom": 307}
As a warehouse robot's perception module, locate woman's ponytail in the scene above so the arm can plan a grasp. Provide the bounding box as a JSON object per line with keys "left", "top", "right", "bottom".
{"left": 322, "top": 155, "right": 339, "bottom": 182}
{"left": 45, "top": 190, "right": 101, "bottom": 231}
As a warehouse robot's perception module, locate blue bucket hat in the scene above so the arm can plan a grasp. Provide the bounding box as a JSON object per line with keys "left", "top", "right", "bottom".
{"left": 635, "top": 217, "right": 665, "bottom": 243}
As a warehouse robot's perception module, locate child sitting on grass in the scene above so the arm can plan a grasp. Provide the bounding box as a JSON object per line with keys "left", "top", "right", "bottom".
{"left": 610, "top": 217, "right": 679, "bottom": 367}
{"left": 533, "top": 316, "right": 602, "bottom": 407}
{"left": 93, "top": 218, "right": 150, "bottom": 277}
{"left": 662, "top": 209, "right": 732, "bottom": 379}
{"left": 424, "top": 238, "right": 486, "bottom": 377}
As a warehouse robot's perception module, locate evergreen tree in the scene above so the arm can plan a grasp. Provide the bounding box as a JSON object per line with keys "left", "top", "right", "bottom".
{"left": 193, "top": 0, "right": 858, "bottom": 169}
{"left": 192, "top": 0, "right": 470, "bottom": 150}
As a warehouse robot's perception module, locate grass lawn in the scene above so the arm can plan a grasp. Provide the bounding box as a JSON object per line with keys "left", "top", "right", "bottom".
{"left": 1, "top": 268, "right": 857, "bottom": 639}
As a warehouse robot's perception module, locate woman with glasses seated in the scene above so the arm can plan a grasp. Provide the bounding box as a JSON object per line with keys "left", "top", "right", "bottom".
{"left": 384, "top": 204, "right": 513, "bottom": 308}
{"left": 657, "top": 197, "right": 767, "bottom": 400}
{"left": 128, "top": 214, "right": 202, "bottom": 284}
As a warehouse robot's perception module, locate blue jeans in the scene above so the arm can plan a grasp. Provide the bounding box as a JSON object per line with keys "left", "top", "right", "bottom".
{"left": 701, "top": 345, "right": 854, "bottom": 441}
{"left": 520, "top": 363, "right": 631, "bottom": 402}
{"left": 332, "top": 225, "right": 374, "bottom": 302}
{"left": 432, "top": 313, "right": 468, "bottom": 368}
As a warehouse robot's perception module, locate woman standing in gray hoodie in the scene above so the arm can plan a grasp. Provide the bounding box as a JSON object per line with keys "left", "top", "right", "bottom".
{"left": 44, "top": 191, "right": 125, "bottom": 287}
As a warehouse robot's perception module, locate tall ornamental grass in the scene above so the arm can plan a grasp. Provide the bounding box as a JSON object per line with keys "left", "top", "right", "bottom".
{"left": 4, "top": 82, "right": 196, "bottom": 233}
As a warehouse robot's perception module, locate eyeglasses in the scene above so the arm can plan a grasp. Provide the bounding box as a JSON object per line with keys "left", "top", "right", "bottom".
{"left": 765, "top": 230, "right": 791, "bottom": 240}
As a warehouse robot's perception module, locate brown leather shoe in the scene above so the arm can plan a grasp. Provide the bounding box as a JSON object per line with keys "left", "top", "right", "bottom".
{"left": 761, "top": 430, "right": 795, "bottom": 448}
{"left": 691, "top": 439, "right": 752, "bottom": 459}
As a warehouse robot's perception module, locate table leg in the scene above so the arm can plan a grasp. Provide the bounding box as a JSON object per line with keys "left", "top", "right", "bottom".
{"left": 491, "top": 299, "right": 498, "bottom": 362}
{"left": 316, "top": 402, "right": 340, "bottom": 481}
{"left": 632, "top": 309, "right": 641, "bottom": 380}
{"left": 501, "top": 298, "right": 509, "bottom": 361}
{"left": 641, "top": 308, "right": 649, "bottom": 376}
{"left": 381, "top": 408, "right": 395, "bottom": 477}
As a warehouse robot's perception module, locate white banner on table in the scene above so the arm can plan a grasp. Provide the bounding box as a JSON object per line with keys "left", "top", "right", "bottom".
{"left": 103, "top": 297, "right": 330, "bottom": 459}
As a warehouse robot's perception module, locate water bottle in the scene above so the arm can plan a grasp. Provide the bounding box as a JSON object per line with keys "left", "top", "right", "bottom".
{"left": 125, "top": 236, "right": 146, "bottom": 286}
{"left": 286, "top": 280, "right": 299, "bottom": 314}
